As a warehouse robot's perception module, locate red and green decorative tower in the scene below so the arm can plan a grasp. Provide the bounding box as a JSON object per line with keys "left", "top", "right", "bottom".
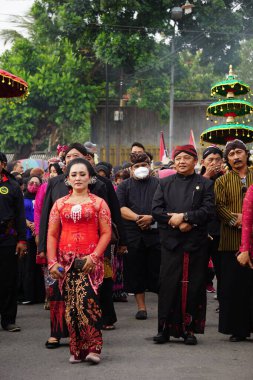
{"left": 200, "top": 65, "right": 253, "bottom": 145}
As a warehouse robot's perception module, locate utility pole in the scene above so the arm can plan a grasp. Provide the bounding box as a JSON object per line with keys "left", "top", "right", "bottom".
{"left": 105, "top": 62, "right": 109, "bottom": 162}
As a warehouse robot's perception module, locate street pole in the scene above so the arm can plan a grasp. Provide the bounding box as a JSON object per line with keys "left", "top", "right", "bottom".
{"left": 169, "top": 26, "right": 175, "bottom": 158}
{"left": 168, "top": 4, "right": 194, "bottom": 156}
{"left": 117, "top": 72, "right": 123, "bottom": 165}
{"left": 105, "top": 62, "right": 110, "bottom": 162}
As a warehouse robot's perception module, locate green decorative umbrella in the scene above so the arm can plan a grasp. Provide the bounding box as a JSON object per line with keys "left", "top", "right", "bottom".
{"left": 200, "top": 65, "right": 253, "bottom": 145}
{"left": 207, "top": 99, "right": 253, "bottom": 118}
{"left": 211, "top": 79, "right": 250, "bottom": 97}
{"left": 200, "top": 123, "right": 253, "bottom": 145}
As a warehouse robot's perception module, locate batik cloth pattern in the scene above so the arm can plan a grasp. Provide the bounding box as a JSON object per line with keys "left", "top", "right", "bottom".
{"left": 64, "top": 270, "right": 103, "bottom": 360}
{"left": 112, "top": 254, "right": 127, "bottom": 299}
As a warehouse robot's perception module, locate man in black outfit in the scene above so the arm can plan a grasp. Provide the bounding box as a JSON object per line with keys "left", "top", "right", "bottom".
{"left": 200, "top": 146, "right": 223, "bottom": 301}
{"left": 116, "top": 152, "right": 161, "bottom": 320}
{"left": 0, "top": 152, "right": 27, "bottom": 332}
{"left": 152, "top": 145, "right": 214, "bottom": 345}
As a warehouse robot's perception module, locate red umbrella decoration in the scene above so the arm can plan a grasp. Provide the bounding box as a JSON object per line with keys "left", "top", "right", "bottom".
{"left": 0, "top": 69, "right": 29, "bottom": 101}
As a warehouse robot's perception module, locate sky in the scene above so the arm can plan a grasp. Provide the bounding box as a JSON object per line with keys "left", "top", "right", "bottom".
{"left": 0, "top": 0, "right": 34, "bottom": 53}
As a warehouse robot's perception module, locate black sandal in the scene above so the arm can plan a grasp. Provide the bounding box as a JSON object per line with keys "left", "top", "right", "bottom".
{"left": 45, "top": 338, "right": 60, "bottom": 349}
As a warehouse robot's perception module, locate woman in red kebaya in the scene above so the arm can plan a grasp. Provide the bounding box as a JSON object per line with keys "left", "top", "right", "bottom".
{"left": 47, "top": 158, "right": 111, "bottom": 364}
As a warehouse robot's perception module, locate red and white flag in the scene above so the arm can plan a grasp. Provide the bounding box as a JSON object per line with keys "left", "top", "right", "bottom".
{"left": 189, "top": 129, "right": 197, "bottom": 149}
{"left": 159, "top": 131, "right": 168, "bottom": 162}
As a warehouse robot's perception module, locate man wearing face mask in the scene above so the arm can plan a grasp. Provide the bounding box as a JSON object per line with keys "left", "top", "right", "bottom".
{"left": 116, "top": 153, "right": 161, "bottom": 320}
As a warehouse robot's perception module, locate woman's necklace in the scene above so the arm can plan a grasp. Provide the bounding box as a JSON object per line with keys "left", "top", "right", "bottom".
{"left": 70, "top": 204, "right": 82, "bottom": 223}
{"left": 69, "top": 193, "right": 90, "bottom": 223}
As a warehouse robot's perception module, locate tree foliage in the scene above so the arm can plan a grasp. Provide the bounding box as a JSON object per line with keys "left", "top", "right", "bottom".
{"left": 0, "top": 0, "right": 253, "bottom": 156}
{"left": 0, "top": 35, "right": 102, "bottom": 157}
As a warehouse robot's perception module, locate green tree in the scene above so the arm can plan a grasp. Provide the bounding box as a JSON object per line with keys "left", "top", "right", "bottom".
{"left": 0, "top": 36, "right": 102, "bottom": 158}
{"left": 1, "top": 0, "right": 252, "bottom": 155}
{"left": 175, "top": 50, "right": 222, "bottom": 100}
{"left": 237, "top": 38, "right": 253, "bottom": 89}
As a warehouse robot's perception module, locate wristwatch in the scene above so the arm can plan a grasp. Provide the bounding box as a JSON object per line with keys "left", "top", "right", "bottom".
{"left": 183, "top": 212, "right": 189, "bottom": 222}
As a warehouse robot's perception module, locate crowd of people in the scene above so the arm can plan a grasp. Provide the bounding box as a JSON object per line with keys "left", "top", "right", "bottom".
{"left": 0, "top": 138, "right": 252, "bottom": 365}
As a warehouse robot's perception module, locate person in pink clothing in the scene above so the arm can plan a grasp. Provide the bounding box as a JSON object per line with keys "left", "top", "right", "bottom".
{"left": 34, "top": 161, "right": 64, "bottom": 310}
{"left": 238, "top": 185, "right": 253, "bottom": 269}
{"left": 34, "top": 161, "right": 64, "bottom": 238}
{"left": 34, "top": 182, "right": 47, "bottom": 239}
{"left": 158, "top": 168, "right": 177, "bottom": 178}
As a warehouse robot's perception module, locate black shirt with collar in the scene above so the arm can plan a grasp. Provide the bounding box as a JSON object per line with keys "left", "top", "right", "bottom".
{"left": 0, "top": 171, "right": 26, "bottom": 246}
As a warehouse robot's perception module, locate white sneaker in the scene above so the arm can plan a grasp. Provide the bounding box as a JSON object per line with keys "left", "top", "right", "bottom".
{"left": 85, "top": 353, "right": 101, "bottom": 364}
{"left": 69, "top": 355, "right": 82, "bottom": 364}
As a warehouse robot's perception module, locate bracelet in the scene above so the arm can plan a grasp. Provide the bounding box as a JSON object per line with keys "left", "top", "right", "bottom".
{"left": 135, "top": 215, "right": 141, "bottom": 222}
{"left": 48, "top": 259, "right": 58, "bottom": 270}
{"left": 90, "top": 252, "right": 99, "bottom": 265}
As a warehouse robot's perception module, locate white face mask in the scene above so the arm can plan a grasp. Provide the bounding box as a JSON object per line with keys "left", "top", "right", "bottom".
{"left": 133, "top": 166, "right": 150, "bottom": 179}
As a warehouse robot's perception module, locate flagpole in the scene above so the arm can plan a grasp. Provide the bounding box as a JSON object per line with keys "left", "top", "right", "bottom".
{"left": 160, "top": 131, "right": 169, "bottom": 161}
{"left": 161, "top": 131, "right": 168, "bottom": 157}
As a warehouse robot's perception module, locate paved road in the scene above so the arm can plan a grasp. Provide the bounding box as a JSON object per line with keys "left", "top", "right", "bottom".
{"left": 0, "top": 292, "right": 252, "bottom": 380}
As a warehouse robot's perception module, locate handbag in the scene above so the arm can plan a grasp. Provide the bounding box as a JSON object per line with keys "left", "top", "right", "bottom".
{"left": 111, "top": 222, "right": 119, "bottom": 244}
{"left": 36, "top": 253, "right": 47, "bottom": 265}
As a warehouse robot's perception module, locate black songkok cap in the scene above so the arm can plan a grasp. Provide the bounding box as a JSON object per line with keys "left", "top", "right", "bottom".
{"left": 95, "top": 164, "right": 110, "bottom": 178}
{"left": 202, "top": 146, "right": 223, "bottom": 160}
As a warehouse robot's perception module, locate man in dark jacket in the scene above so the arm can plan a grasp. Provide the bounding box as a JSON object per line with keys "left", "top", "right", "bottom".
{"left": 152, "top": 145, "right": 214, "bottom": 345}
{"left": 0, "top": 152, "right": 27, "bottom": 332}
{"left": 116, "top": 152, "right": 161, "bottom": 320}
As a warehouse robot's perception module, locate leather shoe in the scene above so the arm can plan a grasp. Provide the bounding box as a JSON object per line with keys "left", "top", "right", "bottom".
{"left": 153, "top": 332, "right": 170, "bottom": 344}
{"left": 229, "top": 335, "right": 246, "bottom": 342}
{"left": 184, "top": 333, "right": 198, "bottom": 345}
{"left": 135, "top": 310, "right": 147, "bottom": 320}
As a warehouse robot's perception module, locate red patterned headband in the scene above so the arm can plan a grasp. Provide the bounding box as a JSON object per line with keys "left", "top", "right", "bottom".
{"left": 173, "top": 144, "right": 198, "bottom": 160}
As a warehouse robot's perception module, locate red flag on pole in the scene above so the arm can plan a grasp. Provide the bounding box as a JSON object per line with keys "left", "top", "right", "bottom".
{"left": 189, "top": 129, "right": 197, "bottom": 150}
{"left": 159, "top": 131, "right": 168, "bottom": 161}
